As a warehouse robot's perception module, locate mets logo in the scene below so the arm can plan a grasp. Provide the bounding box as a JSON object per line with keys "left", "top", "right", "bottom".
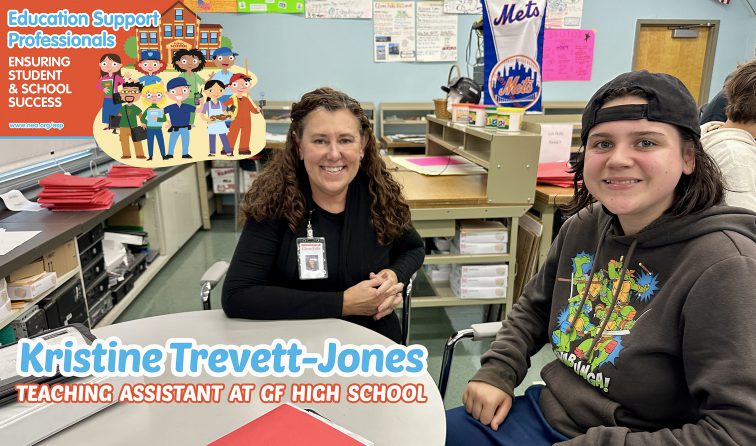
{"left": 488, "top": 54, "right": 541, "bottom": 109}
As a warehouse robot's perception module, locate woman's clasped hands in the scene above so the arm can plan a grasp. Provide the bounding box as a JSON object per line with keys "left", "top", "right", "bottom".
{"left": 342, "top": 269, "right": 404, "bottom": 320}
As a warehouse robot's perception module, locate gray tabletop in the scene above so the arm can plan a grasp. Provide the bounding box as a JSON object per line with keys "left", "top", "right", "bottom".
{"left": 42, "top": 311, "right": 446, "bottom": 445}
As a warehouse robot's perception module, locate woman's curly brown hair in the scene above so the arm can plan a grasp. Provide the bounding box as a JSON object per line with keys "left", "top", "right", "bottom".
{"left": 241, "top": 87, "right": 413, "bottom": 245}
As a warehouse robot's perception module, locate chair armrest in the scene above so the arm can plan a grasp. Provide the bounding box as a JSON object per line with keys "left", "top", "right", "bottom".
{"left": 471, "top": 322, "right": 501, "bottom": 340}
{"left": 200, "top": 261, "right": 229, "bottom": 288}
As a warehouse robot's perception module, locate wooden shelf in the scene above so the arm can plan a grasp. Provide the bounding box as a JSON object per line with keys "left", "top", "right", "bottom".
{"left": 1, "top": 269, "right": 81, "bottom": 330}
{"left": 380, "top": 103, "right": 434, "bottom": 154}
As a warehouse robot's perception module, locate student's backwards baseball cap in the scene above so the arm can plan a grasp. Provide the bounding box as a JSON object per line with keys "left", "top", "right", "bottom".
{"left": 581, "top": 70, "right": 700, "bottom": 146}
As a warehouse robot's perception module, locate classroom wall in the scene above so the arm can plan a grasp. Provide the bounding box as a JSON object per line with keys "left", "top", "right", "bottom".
{"left": 204, "top": 0, "right": 755, "bottom": 105}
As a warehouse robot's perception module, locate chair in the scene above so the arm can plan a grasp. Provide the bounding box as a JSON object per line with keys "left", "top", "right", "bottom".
{"left": 437, "top": 321, "right": 500, "bottom": 400}
{"left": 199, "top": 261, "right": 415, "bottom": 346}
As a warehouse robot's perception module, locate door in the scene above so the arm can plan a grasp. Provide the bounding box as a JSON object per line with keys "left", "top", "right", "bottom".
{"left": 632, "top": 21, "right": 719, "bottom": 105}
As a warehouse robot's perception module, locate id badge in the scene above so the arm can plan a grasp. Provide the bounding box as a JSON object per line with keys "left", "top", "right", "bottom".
{"left": 296, "top": 237, "right": 328, "bottom": 280}
{"left": 194, "top": 92, "right": 202, "bottom": 106}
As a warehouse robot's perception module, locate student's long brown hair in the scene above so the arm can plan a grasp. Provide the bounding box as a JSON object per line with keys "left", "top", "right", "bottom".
{"left": 241, "top": 87, "right": 412, "bottom": 245}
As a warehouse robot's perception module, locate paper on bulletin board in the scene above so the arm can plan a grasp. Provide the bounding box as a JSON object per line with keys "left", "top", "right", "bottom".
{"left": 237, "top": 0, "right": 304, "bottom": 13}
{"left": 443, "top": 0, "right": 482, "bottom": 14}
{"left": 416, "top": 2, "right": 457, "bottom": 62}
{"left": 542, "top": 29, "right": 595, "bottom": 81}
{"left": 545, "top": 0, "right": 583, "bottom": 29}
{"left": 180, "top": 0, "right": 237, "bottom": 12}
{"left": 373, "top": 2, "right": 416, "bottom": 62}
{"left": 305, "top": 0, "right": 372, "bottom": 18}
{"left": 538, "top": 123, "right": 573, "bottom": 164}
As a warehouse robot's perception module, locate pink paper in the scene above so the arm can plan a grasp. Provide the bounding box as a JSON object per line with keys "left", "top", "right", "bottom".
{"left": 407, "top": 156, "right": 465, "bottom": 167}
{"left": 542, "top": 29, "right": 595, "bottom": 81}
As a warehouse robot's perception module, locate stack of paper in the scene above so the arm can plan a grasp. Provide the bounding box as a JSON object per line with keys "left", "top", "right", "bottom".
{"left": 37, "top": 174, "right": 114, "bottom": 211}
{"left": 104, "top": 165, "right": 156, "bottom": 188}
{"left": 537, "top": 162, "right": 574, "bottom": 188}
{"left": 209, "top": 403, "right": 373, "bottom": 445}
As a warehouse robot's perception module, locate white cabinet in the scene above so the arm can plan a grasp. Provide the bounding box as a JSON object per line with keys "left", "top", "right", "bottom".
{"left": 156, "top": 165, "right": 202, "bottom": 258}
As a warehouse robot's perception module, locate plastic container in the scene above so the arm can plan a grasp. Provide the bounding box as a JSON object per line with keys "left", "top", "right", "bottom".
{"left": 467, "top": 104, "right": 487, "bottom": 127}
{"left": 451, "top": 103, "right": 469, "bottom": 124}
{"left": 485, "top": 106, "right": 498, "bottom": 128}
{"left": 496, "top": 107, "right": 525, "bottom": 131}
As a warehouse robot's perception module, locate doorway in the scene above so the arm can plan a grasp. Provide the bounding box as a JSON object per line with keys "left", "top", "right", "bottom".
{"left": 632, "top": 20, "right": 719, "bottom": 105}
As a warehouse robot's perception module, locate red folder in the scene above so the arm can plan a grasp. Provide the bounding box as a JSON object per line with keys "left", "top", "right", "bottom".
{"left": 208, "top": 404, "right": 370, "bottom": 446}
{"left": 537, "top": 162, "right": 575, "bottom": 188}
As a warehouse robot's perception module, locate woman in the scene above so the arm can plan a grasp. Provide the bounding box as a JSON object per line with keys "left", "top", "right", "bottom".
{"left": 222, "top": 87, "right": 424, "bottom": 343}
{"left": 446, "top": 71, "right": 756, "bottom": 445}
{"left": 199, "top": 79, "right": 232, "bottom": 156}
{"left": 97, "top": 53, "right": 124, "bottom": 131}
{"left": 172, "top": 48, "right": 206, "bottom": 106}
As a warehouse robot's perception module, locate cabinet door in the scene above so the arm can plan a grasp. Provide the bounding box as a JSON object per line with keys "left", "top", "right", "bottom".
{"left": 158, "top": 165, "right": 202, "bottom": 257}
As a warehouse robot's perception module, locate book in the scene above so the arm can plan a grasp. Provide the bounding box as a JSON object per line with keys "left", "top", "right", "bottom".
{"left": 208, "top": 403, "right": 373, "bottom": 445}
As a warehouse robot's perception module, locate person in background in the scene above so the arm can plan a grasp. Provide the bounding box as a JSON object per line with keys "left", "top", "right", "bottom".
{"left": 133, "top": 50, "right": 166, "bottom": 87}
{"left": 171, "top": 48, "right": 206, "bottom": 109}
{"left": 98, "top": 53, "right": 124, "bottom": 132}
{"left": 225, "top": 73, "right": 261, "bottom": 156}
{"left": 164, "top": 77, "right": 196, "bottom": 160}
{"left": 222, "top": 87, "right": 425, "bottom": 343}
{"left": 116, "top": 82, "right": 145, "bottom": 160}
{"left": 446, "top": 71, "right": 756, "bottom": 445}
{"left": 701, "top": 59, "right": 756, "bottom": 212}
{"left": 200, "top": 79, "right": 233, "bottom": 156}
{"left": 699, "top": 68, "right": 737, "bottom": 124}
{"left": 139, "top": 83, "right": 168, "bottom": 161}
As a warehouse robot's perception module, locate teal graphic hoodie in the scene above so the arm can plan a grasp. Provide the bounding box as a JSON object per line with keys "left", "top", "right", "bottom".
{"left": 473, "top": 204, "right": 756, "bottom": 445}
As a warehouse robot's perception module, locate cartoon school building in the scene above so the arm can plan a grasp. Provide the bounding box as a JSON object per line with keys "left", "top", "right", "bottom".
{"left": 135, "top": 1, "right": 224, "bottom": 64}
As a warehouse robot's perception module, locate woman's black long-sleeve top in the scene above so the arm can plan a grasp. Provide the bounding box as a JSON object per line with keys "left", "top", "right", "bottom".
{"left": 221, "top": 174, "right": 425, "bottom": 343}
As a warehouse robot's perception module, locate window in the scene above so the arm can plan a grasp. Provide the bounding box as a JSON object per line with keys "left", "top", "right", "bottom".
{"left": 164, "top": 25, "right": 172, "bottom": 37}
{"left": 140, "top": 32, "right": 147, "bottom": 44}
{"left": 175, "top": 9, "right": 183, "bottom": 21}
{"left": 200, "top": 32, "right": 208, "bottom": 44}
{"left": 175, "top": 25, "right": 183, "bottom": 37}
{"left": 186, "top": 25, "right": 194, "bottom": 37}
{"left": 210, "top": 32, "right": 218, "bottom": 43}
{"left": 150, "top": 32, "right": 157, "bottom": 44}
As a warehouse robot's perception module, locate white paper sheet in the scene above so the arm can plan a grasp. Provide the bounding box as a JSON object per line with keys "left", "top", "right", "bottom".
{"left": 416, "top": 2, "right": 458, "bottom": 62}
{"left": 0, "top": 229, "right": 41, "bottom": 256}
{"left": 373, "top": 2, "right": 416, "bottom": 63}
{"left": 305, "top": 0, "right": 373, "bottom": 18}
{"left": 0, "top": 190, "right": 43, "bottom": 212}
{"left": 443, "top": 0, "right": 482, "bottom": 14}
{"left": 545, "top": 0, "right": 584, "bottom": 29}
{"left": 538, "top": 123, "right": 573, "bottom": 163}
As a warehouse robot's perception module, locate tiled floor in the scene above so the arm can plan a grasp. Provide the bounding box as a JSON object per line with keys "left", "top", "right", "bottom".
{"left": 116, "top": 216, "right": 553, "bottom": 408}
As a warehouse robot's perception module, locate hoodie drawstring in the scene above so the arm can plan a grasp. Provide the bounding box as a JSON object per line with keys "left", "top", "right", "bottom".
{"left": 586, "top": 238, "right": 638, "bottom": 362}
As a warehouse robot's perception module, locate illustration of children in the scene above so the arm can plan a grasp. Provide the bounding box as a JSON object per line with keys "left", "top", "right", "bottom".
{"left": 172, "top": 48, "right": 206, "bottom": 108}
{"left": 134, "top": 50, "right": 166, "bottom": 87}
{"left": 98, "top": 53, "right": 124, "bottom": 131}
{"left": 116, "top": 82, "right": 146, "bottom": 159}
{"left": 139, "top": 83, "right": 168, "bottom": 161}
{"left": 164, "top": 77, "right": 196, "bottom": 160}
{"left": 225, "top": 73, "right": 260, "bottom": 156}
{"left": 200, "top": 79, "right": 232, "bottom": 156}
{"left": 209, "top": 47, "right": 237, "bottom": 104}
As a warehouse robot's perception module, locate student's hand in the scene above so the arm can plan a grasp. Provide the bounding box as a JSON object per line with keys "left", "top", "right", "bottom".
{"left": 463, "top": 381, "right": 513, "bottom": 431}
{"left": 343, "top": 276, "right": 384, "bottom": 316}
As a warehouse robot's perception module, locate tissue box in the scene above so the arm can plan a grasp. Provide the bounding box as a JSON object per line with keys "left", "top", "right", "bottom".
{"left": 451, "top": 240, "right": 508, "bottom": 254}
{"left": 450, "top": 269, "right": 508, "bottom": 288}
{"left": 424, "top": 264, "right": 450, "bottom": 282}
{"left": 456, "top": 220, "right": 509, "bottom": 244}
{"left": 450, "top": 276, "right": 507, "bottom": 299}
{"left": 7, "top": 272, "right": 57, "bottom": 301}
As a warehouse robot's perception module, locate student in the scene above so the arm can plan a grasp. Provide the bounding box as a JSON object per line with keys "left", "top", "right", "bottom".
{"left": 139, "top": 83, "right": 168, "bottom": 161}
{"left": 701, "top": 59, "right": 756, "bottom": 212}
{"left": 446, "top": 71, "right": 756, "bottom": 445}
{"left": 222, "top": 87, "right": 424, "bottom": 343}
{"left": 133, "top": 50, "right": 166, "bottom": 87}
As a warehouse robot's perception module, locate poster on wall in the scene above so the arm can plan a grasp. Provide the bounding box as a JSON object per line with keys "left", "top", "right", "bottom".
{"left": 0, "top": 0, "right": 266, "bottom": 167}
{"left": 542, "top": 29, "right": 595, "bottom": 81}
{"left": 416, "top": 2, "right": 458, "bottom": 62}
{"left": 482, "top": 0, "right": 547, "bottom": 111}
{"left": 443, "top": 0, "right": 483, "bottom": 15}
{"left": 305, "top": 0, "right": 373, "bottom": 19}
{"left": 373, "top": 2, "right": 416, "bottom": 63}
{"left": 545, "top": 0, "right": 583, "bottom": 29}
{"left": 237, "top": 0, "right": 304, "bottom": 14}
{"left": 182, "top": 0, "right": 237, "bottom": 13}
